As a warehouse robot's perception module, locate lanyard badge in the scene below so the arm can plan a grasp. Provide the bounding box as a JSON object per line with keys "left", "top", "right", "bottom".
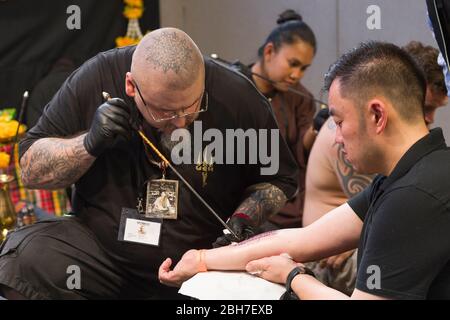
{"left": 145, "top": 163, "right": 179, "bottom": 219}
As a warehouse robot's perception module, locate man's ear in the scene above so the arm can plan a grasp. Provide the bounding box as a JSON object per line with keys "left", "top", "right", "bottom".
{"left": 125, "top": 72, "right": 136, "bottom": 97}
{"left": 367, "top": 99, "right": 387, "bottom": 134}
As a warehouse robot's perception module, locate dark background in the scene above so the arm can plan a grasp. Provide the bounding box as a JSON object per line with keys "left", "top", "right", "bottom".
{"left": 0, "top": 0, "right": 160, "bottom": 111}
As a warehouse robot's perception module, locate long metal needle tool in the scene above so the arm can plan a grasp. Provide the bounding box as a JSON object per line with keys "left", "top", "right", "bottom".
{"left": 13, "top": 91, "right": 29, "bottom": 145}
{"left": 102, "top": 92, "right": 238, "bottom": 239}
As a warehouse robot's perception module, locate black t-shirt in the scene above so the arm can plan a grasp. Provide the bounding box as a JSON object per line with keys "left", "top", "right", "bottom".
{"left": 348, "top": 128, "right": 450, "bottom": 299}
{"left": 19, "top": 46, "right": 299, "bottom": 286}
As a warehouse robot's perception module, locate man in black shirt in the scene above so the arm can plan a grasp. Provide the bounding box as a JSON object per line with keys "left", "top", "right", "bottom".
{"left": 159, "top": 41, "right": 450, "bottom": 300}
{"left": 0, "top": 28, "right": 298, "bottom": 299}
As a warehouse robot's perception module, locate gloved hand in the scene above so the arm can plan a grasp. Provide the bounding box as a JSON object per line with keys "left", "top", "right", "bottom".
{"left": 84, "top": 98, "right": 132, "bottom": 157}
{"left": 313, "top": 107, "right": 330, "bottom": 133}
{"left": 212, "top": 214, "right": 256, "bottom": 248}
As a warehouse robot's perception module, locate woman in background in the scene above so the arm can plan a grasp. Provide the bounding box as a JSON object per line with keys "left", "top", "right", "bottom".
{"left": 236, "top": 9, "right": 319, "bottom": 231}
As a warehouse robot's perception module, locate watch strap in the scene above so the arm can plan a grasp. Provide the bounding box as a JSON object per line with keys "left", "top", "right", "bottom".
{"left": 285, "top": 266, "right": 315, "bottom": 294}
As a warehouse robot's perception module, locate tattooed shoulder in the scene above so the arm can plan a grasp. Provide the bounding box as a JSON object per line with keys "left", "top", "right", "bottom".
{"left": 335, "top": 144, "right": 374, "bottom": 197}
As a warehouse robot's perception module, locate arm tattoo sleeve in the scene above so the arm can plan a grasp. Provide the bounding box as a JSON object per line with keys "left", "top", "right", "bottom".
{"left": 234, "top": 183, "right": 288, "bottom": 226}
{"left": 20, "top": 133, "right": 95, "bottom": 189}
{"left": 335, "top": 143, "right": 374, "bottom": 197}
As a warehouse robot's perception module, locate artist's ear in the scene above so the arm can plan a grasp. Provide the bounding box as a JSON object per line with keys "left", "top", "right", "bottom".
{"left": 125, "top": 72, "right": 136, "bottom": 97}
{"left": 367, "top": 98, "right": 387, "bottom": 134}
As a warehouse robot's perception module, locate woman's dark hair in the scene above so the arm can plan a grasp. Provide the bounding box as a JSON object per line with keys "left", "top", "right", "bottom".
{"left": 258, "top": 9, "right": 317, "bottom": 57}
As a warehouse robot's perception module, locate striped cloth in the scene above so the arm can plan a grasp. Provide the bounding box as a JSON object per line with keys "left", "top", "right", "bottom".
{"left": 0, "top": 143, "right": 71, "bottom": 216}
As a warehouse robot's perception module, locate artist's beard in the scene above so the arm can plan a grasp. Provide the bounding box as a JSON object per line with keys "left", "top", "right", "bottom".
{"left": 158, "top": 115, "right": 197, "bottom": 152}
{"left": 160, "top": 131, "right": 179, "bottom": 154}
{"left": 159, "top": 124, "right": 194, "bottom": 164}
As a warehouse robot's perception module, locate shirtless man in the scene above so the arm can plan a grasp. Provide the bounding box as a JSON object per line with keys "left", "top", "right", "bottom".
{"left": 302, "top": 41, "right": 448, "bottom": 295}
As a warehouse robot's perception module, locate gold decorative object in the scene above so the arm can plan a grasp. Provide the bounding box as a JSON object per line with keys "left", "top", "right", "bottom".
{"left": 195, "top": 148, "right": 214, "bottom": 187}
{"left": 0, "top": 174, "right": 16, "bottom": 242}
{"left": 116, "top": 0, "right": 145, "bottom": 47}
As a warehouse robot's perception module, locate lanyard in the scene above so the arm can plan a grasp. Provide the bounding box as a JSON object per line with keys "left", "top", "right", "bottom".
{"left": 131, "top": 126, "right": 165, "bottom": 214}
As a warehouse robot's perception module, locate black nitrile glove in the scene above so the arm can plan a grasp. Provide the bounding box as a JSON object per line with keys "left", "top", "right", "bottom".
{"left": 212, "top": 215, "right": 256, "bottom": 248}
{"left": 84, "top": 98, "right": 132, "bottom": 157}
{"left": 313, "top": 107, "right": 330, "bottom": 133}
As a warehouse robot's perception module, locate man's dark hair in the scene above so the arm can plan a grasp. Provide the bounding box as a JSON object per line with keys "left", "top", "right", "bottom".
{"left": 324, "top": 41, "right": 427, "bottom": 123}
{"left": 403, "top": 41, "right": 447, "bottom": 96}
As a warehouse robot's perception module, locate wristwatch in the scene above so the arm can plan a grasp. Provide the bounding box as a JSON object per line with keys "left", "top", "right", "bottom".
{"left": 285, "top": 266, "right": 316, "bottom": 294}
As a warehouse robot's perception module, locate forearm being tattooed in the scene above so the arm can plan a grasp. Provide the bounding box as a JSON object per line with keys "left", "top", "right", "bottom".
{"left": 236, "top": 230, "right": 279, "bottom": 247}
{"left": 234, "top": 183, "right": 288, "bottom": 226}
{"left": 20, "top": 133, "right": 95, "bottom": 189}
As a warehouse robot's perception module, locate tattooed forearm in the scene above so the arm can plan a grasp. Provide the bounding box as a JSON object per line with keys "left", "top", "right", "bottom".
{"left": 335, "top": 144, "right": 374, "bottom": 197}
{"left": 20, "top": 134, "right": 95, "bottom": 189}
{"left": 234, "top": 183, "right": 288, "bottom": 226}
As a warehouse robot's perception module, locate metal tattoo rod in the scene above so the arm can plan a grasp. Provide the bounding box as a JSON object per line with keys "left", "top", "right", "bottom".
{"left": 13, "top": 91, "right": 29, "bottom": 145}
{"left": 102, "top": 91, "right": 238, "bottom": 239}
{"left": 6, "top": 91, "right": 29, "bottom": 177}
{"left": 210, "top": 54, "right": 328, "bottom": 108}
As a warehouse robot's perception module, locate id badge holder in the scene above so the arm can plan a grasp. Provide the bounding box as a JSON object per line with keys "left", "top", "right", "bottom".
{"left": 118, "top": 207, "right": 162, "bottom": 247}
{"left": 145, "top": 175, "right": 179, "bottom": 220}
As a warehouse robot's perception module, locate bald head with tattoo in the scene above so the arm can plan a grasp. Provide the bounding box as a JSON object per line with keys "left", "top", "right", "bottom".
{"left": 125, "top": 28, "right": 206, "bottom": 146}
